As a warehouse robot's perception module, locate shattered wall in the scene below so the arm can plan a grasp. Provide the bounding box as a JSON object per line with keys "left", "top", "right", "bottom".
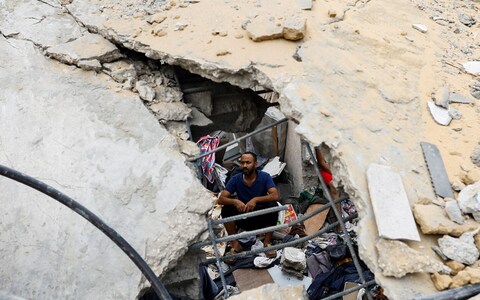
{"left": 1, "top": 0, "right": 479, "bottom": 299}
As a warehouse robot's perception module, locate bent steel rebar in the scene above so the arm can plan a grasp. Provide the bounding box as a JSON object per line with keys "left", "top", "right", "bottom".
{"left": 0, "top": 164, "right": 172, "bottom": 300}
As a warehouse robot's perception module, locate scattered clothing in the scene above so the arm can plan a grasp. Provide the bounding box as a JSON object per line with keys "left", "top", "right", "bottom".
{"left": 307, "top": 251, "right": 333, "bottom": 278}
{"left": 197, "top": 135, "right": 220, "bottom": 183}
{"left": 200, "top": 264, "right": 219, "bottom": 300}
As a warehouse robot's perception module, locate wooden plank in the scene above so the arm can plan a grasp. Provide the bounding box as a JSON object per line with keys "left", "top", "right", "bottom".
{"left": 232, "top": 268, "right": 274, "bottom": 292}
{"left": 303, "top": 204, "right": 330, "bottom": 235}
{"left": 366, "top": 164, "right": 420, "bottom": 241}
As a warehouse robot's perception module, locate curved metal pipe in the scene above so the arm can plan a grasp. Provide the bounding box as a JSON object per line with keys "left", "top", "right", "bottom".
{"left": 0, "top": 164, "right": 172, "bottom": 300}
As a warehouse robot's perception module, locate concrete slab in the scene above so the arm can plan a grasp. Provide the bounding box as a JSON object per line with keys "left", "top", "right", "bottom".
{"left": 366, "top": 164, "right": 420, "bottom": 241}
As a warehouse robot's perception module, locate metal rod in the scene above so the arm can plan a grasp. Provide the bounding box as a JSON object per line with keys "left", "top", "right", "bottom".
{"left": 208, "top": 219, "right": 229, "bottom": 299}
{"left": 192, "top": 196, "right": 348, "bottom": 248}
{"left": 321, "top": 280, "right": 377, "bottom": 300}
{"left": 204, "top": 213, "right": 358, "bottom": 264}
{"left": 0, "top": 164, "right": 172, "bottom": 300}
{"left": 417, "top": 283, "right": 480, "bottom": 300}
{"left": 188, "top": 118, "right": 288, "bottom": 162}
{"left": 303, "top": 141, "right": 373, "bottom": 300}
{"left": 212, "top": 204, "right": 289, "bottom": 225}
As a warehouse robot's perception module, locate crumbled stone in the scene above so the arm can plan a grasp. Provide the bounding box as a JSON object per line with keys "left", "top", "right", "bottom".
{"left": 438, "top": 231, "right": 480, "bottom": 265}
{"left": 450, "top": 270, "right": 471, "bottom": 288}
{"left": 445, "top": 200, "right": 465, "bottom": 225}
{"left": 431, "top": 273, "right": 452, "bottom": 291}
{"left": 377, "top": 239, "right": 450, "bottom": 278}
{"left": 427, "top": 101, "right": 452, "bottom": 126}
{"left": 471, "top": 145, "right": 480, "bottom": 168}
{"left": 432, "top": 246, "right": 449, "bottom": 260}
{"left": 475, "top": 233, "right": 480, "bottom": 251}
{"left": 465, "top": 267, "right": 480, "bottom": 284}
{"left": 413, "top": 204, "right": 478, "bottom": 236}
{"left": 328, "top": 10, "right": 337, "bottom": 18}
{"left": 448, "top": 108, "right": 462, "bottom": 120}
{"left": 445, "top": 260, "right": 465, "bottom": 276}
{"left": 77, "top": 59, "right": 102, "bottom": 71}
{"left": 147, "top": 13, "right": 167, "bottom": 24}
{"left": 152, "top": 24, "right": 168, "bottom": 37}
{"left": 458, "top": 14, "right": 476, "bottom": 27}
{"left": 283, "top": 16, "right": 306, "bottom": 41}
{"left": 189, "top": 107, "right": 213, "bottom": 127}
{"left": 281, "top": 247, "right": 306, "bottom": 272}
{"left": 174, "top": 22, "right": 189, "bottom": 31}
{"left": 449, "top": 92, "right": 472, "bottom": 104}
{"left": 472, "top": 90, "right": 480, "bottom": 99}
{"left": 245, "top": 16, "right": 284, "bottom": 42}
{"left": 295, "top": 0, "right": 312, "bottom": 10}
{"left": 457, "top": 181, "right": 480, "bottom": 222}
{"left": 451, "top": 181, "right": 466, "bottom": 192}
{"left": 412, "top": 23, "right": 428, "bottom": 33}
{"left": 103, "top": 60, "right": 137, "bottom": 83}
{"left": 136, "top": 82, "right": 155, "bottom": 102}
{"left": 149, "top": 102, "right": 192, "bottom": 121}
{"left": 216, "top": 50, "right": 231, "bottom": 56}
{"left": 462, "top": 61, "right": 480, "bottom": 75}
{"left": 434, "top": 85, "right": 450, "bottom": 108}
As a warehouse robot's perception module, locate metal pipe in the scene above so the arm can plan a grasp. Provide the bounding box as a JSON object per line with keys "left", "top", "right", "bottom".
{"left": 188, "top": 118, "right": 288, "bottom": 162}
{"left": 0, "top": 164, "right": 172, "bottom": 300}
{"left": 212, "top": 204, "right": 289, "bottom": 225}
{"left": 303, "top": 142, "right": 373, "bottom": 300}
{"left": 192, "top": 196, "right": 347, "bottom": 248}
{"left": 208, "top": 219, "right": 229, "bottom": 298}
{"left": 417, "top": 283, "right": 480, "bottom": 300}
{"left": 321, "top": 280, "right": 377, "bottom": 300}
{"left": 204, "top": 213, "right": 358, "bottom": 264}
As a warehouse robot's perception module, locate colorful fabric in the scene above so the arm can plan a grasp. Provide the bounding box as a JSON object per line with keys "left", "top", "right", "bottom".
{"left": 197, "top": 135, "right": 220, "bottom": 183}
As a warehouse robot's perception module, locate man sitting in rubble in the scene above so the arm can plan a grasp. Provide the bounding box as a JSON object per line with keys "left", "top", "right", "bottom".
{"left": 218, "top": 152, "right": 279, "bottom": 257}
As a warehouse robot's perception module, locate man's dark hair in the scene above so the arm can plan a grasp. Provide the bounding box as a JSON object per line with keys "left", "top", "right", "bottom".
{"left": 242, "top": 151, "right": 257, "bottom": 162}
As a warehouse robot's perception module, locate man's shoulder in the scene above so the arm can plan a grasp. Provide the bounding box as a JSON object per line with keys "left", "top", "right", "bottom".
{"left": 257, "top": 170, "right": 272, "bottom": 179}
{"left": 230, "top": 172, "right": 243, "bottom": 182}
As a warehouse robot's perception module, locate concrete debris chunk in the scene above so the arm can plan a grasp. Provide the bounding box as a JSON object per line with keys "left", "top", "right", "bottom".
{"left": 438, "top": 230, "right": 480, "bottom": 265}
{"left": 295, "top": 0, "right": 312, "bottom": 10}
{"left": 457, "top": 181, "right": 480, "bottom": 222}
{"left": 466, "top": 267, "right": 480, "bottom": 284}
{"left": 281, "top": 247, "right": 306, "bottom": 272}
{"left": 366, "top": 164, "right": 420, "bottom": 241}
{"left": 245, "top": 16, "right": 284, "bottom": 42}
{"left": 149, "top": 102, "right": 192, "bottom": 121}
{"left": 413, "top": 204, "right": 479, "bottom": 236}
{"left": 77, "top": 59, "right": 102, "bottom": 71}
{"left": 102, "top": 60, "right": 137, "bottom": 83}
{"left": 283, "top": 16, "right": 306, "bottom": 41}
{"left": 458, "top": 14, "right": 476, "bottom": 27}
{"left": 147, "top": 13, "right": 167, "bottom": 24}
{"left": 431, "top": 273, "right": 452, "bottom": 291}
{"left": 412, "top": 23, "right": 428, "bottom": 33}
{"left": 445, "top": 199, "right": 465, "bottom": 225}
{"left": 45, "top": 33, "right": 123, "bottom": 65}
{"left": 432, "top": 246, "right": 449, "bottom": 260}
{"left": 451, "top": 181, "right": 465, "bottom": 192}
{"left": 471, "top": 146, "right": 480, "bottom": 168}
{"left": 427, "top": 101, "right": 452, "bottom": 126}
{"left": 462, "top": 61, "right": 480, "bottom": 75}
{"left": 229, "top": 283, "right": 307, "bottom": 300}
{"left": 174, "top": 21, "right": 189, "bottom": 31}
{"left": 450, "top": 270, "right": 471, "bottom": 288}
{"left": 445, "top": 260, "right": 465, "bottom": 276}
{"left": 136, "top": 80, "right": 155, "bottom": 102}
{"left": 449, "top": 92, "right": 472, "bottom": 104}
{"left": 448, "top": 108, "right": 462, "bottom": 120}
{"left": 376, "top": 239, "right": 451, "bottom": 278}
{"left": 434, "top": 85, "right": 450, "bottom": 108}
{"left": 189, "top": 107, "right": 213, "bottom": 127}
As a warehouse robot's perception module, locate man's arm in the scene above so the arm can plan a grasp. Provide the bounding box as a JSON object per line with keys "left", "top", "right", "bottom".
{"left": 244, "top": 187, "right": 279, "bottom": 212}
{"left": 218, "top": 189, "right": 246, "bottom": 212}
{"left": 315, "top": 147, "right": 332, "bottom": 174}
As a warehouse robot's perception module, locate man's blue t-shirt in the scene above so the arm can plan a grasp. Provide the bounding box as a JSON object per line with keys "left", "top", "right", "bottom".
{"left": 225, "top": 171, "right": 276, "bottom": 208}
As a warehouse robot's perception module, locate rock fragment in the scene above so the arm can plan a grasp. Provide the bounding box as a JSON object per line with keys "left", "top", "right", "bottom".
{"left": 412, "top": 23, "right": 428, "bottom": 33}
{"left": 77, "top": 59, "right": 102, "bottom": 71}
{"left": 445, "top": 200, "right": 465, "bottom": 224}
{"left": 189, "top": 107, "right": 213, "bottom": 127}
{"left": 450, "top": 270, "right": 471, "bottom": 288}
{"left": 457, "top": 181, "right": 480, "bottom": 222}
{"left": 174, "top": 22, "right": 189, "bottom": 31}
{"left": 448, "top": 108, "right": 462, "bottom": 120}
{"left": 328, "top": 10, "right": 337, "bottom": 18}
{"left": 136, "top": 80, "right": 155, "bottom": 102}
{"left": 433, "top": 85, "right": 450, "bottom": 108}
{"left": 147, "top": 13, "right": 167, "bottom": 24}
{"left": 149, "top": 102, "right": 192, "bottom": 121}
{"left": 103, "top": 60, "right": 137, "bottom": 83}
{"left": 438, "top": 231, "right": 480, "bottom": 265}
{"left": 462, "top": 61, "right": 480, "bottom": 75}
{"left": 245, "top": 16, "right": 283, "bottom": 42}
{"left": 458, "top": 14, "right": 476, "bottom": 27}
{"left": 376, "top": 239, "right": 450, "bottom": 278}
{"left": 295, "top": 0, "right": 312, "bottom": 10}
{"left": 449, "top": 92, "right": 472, "bottom": 104}
{"left": 465, "top": 267, "right": 480, "bottom": 284}
{"left": 413, "top": 204, "right": 478, "bottom": 236}
{"left": 431, "top": 273, "right": 452, "bottom": 291}
{"left": 445, "top": 260, "right": 465, "bottom": 276}
{"left": 471, "top": 145, "right": 480, "bottom": 168}
{"left": 283, "top": 16, "right": 306, "bottom": 41}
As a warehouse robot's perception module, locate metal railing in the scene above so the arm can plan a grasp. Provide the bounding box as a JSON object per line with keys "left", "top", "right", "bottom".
{"left": 0, "top": 165, "right": 172, "bottom": 300}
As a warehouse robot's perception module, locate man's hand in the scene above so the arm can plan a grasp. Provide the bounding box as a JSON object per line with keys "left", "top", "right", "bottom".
{"left": 234, "top": 200, "right": 246, "bottom": 212}
{"left": 245, "top": 198, "right": 257, "bottom": 212}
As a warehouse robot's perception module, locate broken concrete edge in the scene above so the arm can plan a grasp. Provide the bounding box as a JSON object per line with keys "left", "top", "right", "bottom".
{"left": 61, "top": 6, "right": 277, "bottom": 91}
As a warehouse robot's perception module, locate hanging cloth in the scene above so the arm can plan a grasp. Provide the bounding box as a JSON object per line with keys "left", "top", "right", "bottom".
{"left": 197, "top": 135, "right": 220, "bottom": 183}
